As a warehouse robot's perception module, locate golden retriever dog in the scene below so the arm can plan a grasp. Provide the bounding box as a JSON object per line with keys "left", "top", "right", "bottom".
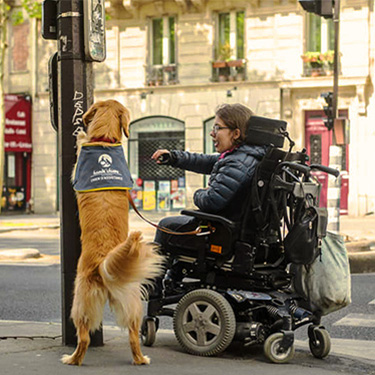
{"left": 61, "top": 100, "right": 163, "bottom": 366}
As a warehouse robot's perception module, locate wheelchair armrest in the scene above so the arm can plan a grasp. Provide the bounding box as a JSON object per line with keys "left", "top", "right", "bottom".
{"left": 180, "top": 210, "right": 237, "bottom": 230}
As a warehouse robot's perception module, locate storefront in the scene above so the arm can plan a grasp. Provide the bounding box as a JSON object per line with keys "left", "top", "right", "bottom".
{"left": 1, "top": 94, "right": 32, "bottom": 213}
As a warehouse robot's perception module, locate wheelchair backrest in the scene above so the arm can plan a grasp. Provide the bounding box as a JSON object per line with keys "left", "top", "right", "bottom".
{"left": 239, "top": 116, "right": 328, "bottom": 266}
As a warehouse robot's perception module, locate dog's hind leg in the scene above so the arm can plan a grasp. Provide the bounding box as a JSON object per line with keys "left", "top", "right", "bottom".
{"left": 129, "top": 313, "right": 150, "bottom": 365}
{"left": 61, "top": 320, "right": 90, "bottom": 366}
{"left": 109, "top": 286, "right": 150, "bottom": 365}
{"left": 61, "top": 277, "right": 107, "bottom": 366}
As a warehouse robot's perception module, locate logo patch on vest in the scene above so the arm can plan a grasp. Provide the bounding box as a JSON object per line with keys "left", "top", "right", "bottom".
{"left": 73, "top": 144, "right": 133, "bottom": 192}
{"left": 98, "top": 154, "right": 112, "bottom": 168}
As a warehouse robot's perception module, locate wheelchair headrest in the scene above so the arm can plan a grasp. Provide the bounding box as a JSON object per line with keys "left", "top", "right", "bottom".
{"left": 245, "top": 116, "right": 287, "bottom": 148}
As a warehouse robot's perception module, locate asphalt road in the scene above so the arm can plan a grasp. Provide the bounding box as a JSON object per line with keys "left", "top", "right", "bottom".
{"left": 0, "top": 229, "right": 60, "bottom": 256}
{"left": 0, "top": 261, "right": 374, "bottom": 341}
{"left": 1, "top": 229, "right": 375, "bottom": 342}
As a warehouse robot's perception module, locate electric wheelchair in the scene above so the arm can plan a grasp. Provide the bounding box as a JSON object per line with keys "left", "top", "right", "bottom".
{"left": 141, "top": 116, "right": 340, "bottom": 364}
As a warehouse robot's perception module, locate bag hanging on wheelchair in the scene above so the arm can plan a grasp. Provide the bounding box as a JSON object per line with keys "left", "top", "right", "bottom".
{"left": 292, "top": 231, "right": 352, "bottom": 316}
{"left": 283, "top": 206, "right": 328, "bottom": 265}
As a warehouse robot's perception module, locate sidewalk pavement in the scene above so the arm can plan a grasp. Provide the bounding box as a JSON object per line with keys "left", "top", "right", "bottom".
{"left": 0, "top": 212, "right": 375, "bottom": 272}
{"left": 0, "top": 320, "right": 374, "bottom": 375}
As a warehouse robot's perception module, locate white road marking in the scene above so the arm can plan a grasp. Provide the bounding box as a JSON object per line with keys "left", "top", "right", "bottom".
{"left": 334, "top": 313, "right": 375, "bottom": 327}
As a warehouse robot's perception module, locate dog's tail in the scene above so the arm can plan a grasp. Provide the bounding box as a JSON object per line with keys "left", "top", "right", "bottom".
{"left": 99, "top": 231, "right": 164, "bottom": 289}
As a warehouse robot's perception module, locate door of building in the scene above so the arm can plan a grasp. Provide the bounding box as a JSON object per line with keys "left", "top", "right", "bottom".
{"left": 2, "top": 152, "right": 31, "bottom": 211}
{"left": 305, "top": 110, "right": 349, "bottom": 214}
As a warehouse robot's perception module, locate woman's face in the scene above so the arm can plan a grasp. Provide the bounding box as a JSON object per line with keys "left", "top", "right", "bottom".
{"left": 210, "top": 115, "right": 241, "bottom": 153}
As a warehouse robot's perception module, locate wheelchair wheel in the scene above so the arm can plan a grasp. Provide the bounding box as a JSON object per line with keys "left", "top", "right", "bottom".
{"left": 140, "top": 317, "right": 157, "bottom": 347}
{"left": 309, "top": 328, "right": 331, "bottom": 359}
{"left": 264, "top": 332, "right": 295, "bottom": 364}
{"left": 173, "top": 289, "right": 236, "bottom": 356}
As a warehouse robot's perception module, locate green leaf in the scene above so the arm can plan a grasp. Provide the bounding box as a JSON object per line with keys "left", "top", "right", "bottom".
{"left": 11, "top": 10, "right": 24, "bottom": 26}
{"left": 21, "top": 0, "right": 42, "bottom": 19}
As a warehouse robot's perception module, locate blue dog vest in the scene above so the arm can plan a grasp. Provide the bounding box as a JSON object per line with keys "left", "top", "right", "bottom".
{"left": 73, "top": 144, "right": 133, "bottom": 192}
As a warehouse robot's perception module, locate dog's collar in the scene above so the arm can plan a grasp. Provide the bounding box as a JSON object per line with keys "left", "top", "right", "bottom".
{"left": 90, "top": 137, "right": 118, "bottom": 143}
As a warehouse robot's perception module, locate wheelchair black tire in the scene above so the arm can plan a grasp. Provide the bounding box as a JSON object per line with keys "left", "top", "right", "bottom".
{"left": 173, "top": 289, "right": 236, "bottom": 356}
{"left": 140, "top": 318, "right": 156, "bottom": 347}
{"left": 264, "top": 332, "right": 295, "bottom": 364}
{"left": 309, "top": 328, "right": 331, "bottom": 359}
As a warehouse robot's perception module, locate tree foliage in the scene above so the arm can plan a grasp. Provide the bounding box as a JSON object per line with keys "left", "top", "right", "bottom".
{"left": 12, "top": 0, "right": 41, "bottom": 25}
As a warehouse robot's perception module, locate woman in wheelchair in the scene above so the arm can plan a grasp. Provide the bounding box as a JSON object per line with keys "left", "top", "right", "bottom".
{"left": 150, "top": 103, "right": 268, "bottom": 297}
{"left": 143, "top": 109, "right": 340, "bottom": 362}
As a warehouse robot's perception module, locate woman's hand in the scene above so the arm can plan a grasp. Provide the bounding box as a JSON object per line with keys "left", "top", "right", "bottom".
{"left": 151, "top": 149, "right": 171, "bottom": 164}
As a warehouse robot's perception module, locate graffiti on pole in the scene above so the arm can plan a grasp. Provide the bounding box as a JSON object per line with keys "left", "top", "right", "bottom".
{"left": 72, "top": 91, "right": 85, "bottom": 136}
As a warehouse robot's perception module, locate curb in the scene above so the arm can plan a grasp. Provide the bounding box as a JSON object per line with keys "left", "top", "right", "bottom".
{"left": 0, "top": 248, "right": 41, "bottom": 261}
{"left": 0, "top": 224, "right": 60, "bottom": 234}
{"left": 349, "top": 251, "right": 375, "bottom": 273}
{"left": 346, "top": 240, "right": 375, "bottom": 274}
{"left": 346, "top": 240, "right": 375, "bottom": 252}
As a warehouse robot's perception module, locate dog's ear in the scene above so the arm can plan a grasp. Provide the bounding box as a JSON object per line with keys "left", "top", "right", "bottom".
{"left": 119, "top": 107, "right": 130, "bottom": 138}
{"left": 82, "top": 102, "right": 98, "bottom": 128}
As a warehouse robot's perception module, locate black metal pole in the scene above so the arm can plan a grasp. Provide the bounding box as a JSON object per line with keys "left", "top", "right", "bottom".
{"left": 327, "top": 0, "right": 342, "bottom": 233}
{"left": 57, "top": 0, "right": 102, "bottom": 346}
{"left": 332, "top": 0, "right": 340, "bottom": 126}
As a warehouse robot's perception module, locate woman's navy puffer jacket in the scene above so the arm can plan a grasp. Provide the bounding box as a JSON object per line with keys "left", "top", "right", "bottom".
{"left": 170, "top": 144, "right": 267, "bottom": 222}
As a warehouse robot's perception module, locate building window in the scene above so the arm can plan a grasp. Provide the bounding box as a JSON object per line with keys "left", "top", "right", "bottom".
{"left": 302, "top": 14, "right": 335, "bottom": 77}
{"left": 212, "top": 11, "right": 246, "bottom": 82}
{"left": 128, "top": 116, "right": 185, "bottom": 211}
{"left": 147, "top": 17, "right": 177, "bottom": 86}
{"left": 307, "top": 13, "right": 334, "bottom": 53}
{"left": 203, "top": 117, "right": 216, "bottom": 187}
{"left": 204, "top": 117, "right": 215, "bottom": 155}
{"left": 11, "top": 23, "right": 29, "bottom": 72}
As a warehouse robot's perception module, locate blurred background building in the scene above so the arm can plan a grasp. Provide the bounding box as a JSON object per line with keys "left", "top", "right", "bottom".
{"left": 2, "top": 0, "right": 374, "bottom": 216}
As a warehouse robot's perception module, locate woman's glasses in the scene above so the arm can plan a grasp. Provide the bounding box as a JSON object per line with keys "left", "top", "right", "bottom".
{"left": 211, "top": 124, "right": 230, "bottom": 135}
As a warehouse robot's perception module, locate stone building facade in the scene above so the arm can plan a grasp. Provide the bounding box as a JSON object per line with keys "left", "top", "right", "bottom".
{"left": 2, "top": 0, "right": 375, "bottom": 216}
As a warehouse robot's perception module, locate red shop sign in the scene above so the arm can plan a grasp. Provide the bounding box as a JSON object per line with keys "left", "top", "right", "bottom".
{"left": 4, "top": 94, "right": 32, "bottom": 153}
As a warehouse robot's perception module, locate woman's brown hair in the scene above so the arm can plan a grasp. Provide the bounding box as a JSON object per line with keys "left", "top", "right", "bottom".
{"left": 215, "top": 103, "right": 254, "bottom": 144}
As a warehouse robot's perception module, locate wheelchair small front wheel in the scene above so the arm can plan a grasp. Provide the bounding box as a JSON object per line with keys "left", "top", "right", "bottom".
{"left": 309, "top": 327, "right": 331, "bottom": 359}
{"left": 140, "top": 317, "right": 157, "bottom": 347}
{"left": 264, "top": 332, "right": 295, "bottom": 364}
{"left": 173, "top": 289, "right": 236, "bottom": 356}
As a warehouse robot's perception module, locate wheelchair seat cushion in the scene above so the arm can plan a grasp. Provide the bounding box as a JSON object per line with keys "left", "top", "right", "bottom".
{"left": 154, "top": 214, "right": 239, "bottom": 259}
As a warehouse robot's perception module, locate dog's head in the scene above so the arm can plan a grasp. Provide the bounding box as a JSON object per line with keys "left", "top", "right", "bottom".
{"left": 82, "top": 100, "right": 130, "bottom": 141}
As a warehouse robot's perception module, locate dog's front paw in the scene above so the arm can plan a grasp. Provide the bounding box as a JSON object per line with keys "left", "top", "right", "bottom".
{"left": 133, "top": 355, "right": 151, "bottom": 365}
{"left": 61, "top": 354, "right": 81, "bottom": 366}
{"left": 77, "top": 129, "right": 88, "bottom": 141}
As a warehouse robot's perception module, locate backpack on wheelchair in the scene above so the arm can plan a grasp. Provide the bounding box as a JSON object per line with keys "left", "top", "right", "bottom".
{"left": 141, "top": 116, "right": 340, "bottom": 364}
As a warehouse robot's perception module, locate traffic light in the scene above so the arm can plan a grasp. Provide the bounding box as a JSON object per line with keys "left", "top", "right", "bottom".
{"left": 42, "top": 0, "right": 58, "bottom": 40}
{"left": 321, "top": 92, "right": 334, "bottom": 130}
{"left": 298, "top": 0, "right": 334, "bottom": 19}
{"left": 83, "top": 0, "right": 106, "bottom": 62}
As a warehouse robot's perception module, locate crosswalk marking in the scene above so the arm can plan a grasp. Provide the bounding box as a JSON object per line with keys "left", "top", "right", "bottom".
{"left": 334, "top": 313, "right": 375, "bottom": 327}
